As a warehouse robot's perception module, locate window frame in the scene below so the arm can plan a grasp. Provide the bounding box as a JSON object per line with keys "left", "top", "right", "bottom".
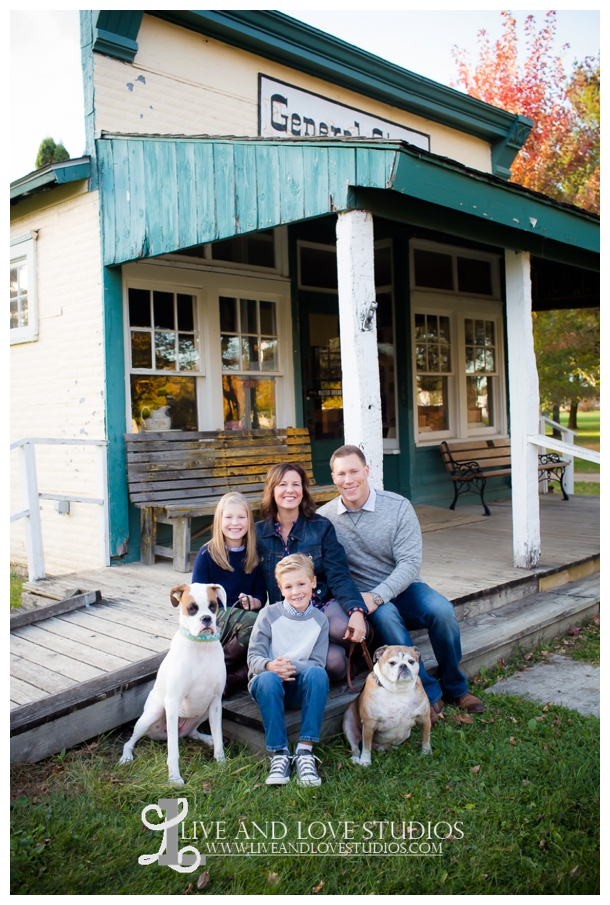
{"left": 410, "top": 238, "right": 502, "bottom": 300}
{"left": 10, "top": 231, "right": 38, "bottom": 345}
{"left": 122, "top": 264, "right": 294, "bottom": 434}
{"left": 158, "top": 227, "right": 289, "bottom": 277}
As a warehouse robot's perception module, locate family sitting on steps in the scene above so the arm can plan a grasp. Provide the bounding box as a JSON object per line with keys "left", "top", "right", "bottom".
{"left": 191, "top": 443, "right": 485, "bottom": 787}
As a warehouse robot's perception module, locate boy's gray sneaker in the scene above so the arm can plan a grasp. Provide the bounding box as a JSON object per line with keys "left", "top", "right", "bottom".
{"left": 266, "top": 752, "right": 292, "bottom": 785}
{"left": 294, "top": 750, "right": 322, "bottom": 787}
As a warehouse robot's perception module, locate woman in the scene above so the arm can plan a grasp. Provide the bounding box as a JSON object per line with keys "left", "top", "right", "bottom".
{"left": 254, "top": 462, "right": 369, "bottom": 681}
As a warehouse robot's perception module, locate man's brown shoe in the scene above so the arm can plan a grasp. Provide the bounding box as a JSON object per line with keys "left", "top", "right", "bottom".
{"left": 430, "top": 698, "right": 445, "bottom": 727}
{"left": 456, "top": 693, "right": 486, "bottom": 714}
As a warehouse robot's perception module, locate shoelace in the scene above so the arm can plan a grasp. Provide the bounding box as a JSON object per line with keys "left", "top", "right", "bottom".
{"left": 269, "top": 753, "right": 291, "bottom": 774}
{"left": 294, "top": 751, "right": 321, "bottom": 776}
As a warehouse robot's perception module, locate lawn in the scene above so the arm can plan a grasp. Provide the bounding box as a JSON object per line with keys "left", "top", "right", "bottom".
{"left": 10, "top": 570, "right": 24, "bottom": 609}
{"left": 10, "top": 620, "right": 600, "bottom": 896}
{"left": 552, "top": 409, "right": 600, "bottom": 475}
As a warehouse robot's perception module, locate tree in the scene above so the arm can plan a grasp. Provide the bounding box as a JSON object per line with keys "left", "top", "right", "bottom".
{"left": 35, "top": 137, "right": 70, "bottom": 170}
{"left": 452, "top": 11, "right": 600, "bottom": 214}
{"left": 533, "top": 308, "right": 599, "bottom": 429}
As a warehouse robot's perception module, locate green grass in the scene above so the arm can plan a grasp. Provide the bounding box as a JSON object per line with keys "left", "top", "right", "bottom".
{"left": 11, "top": 621, "right": 600, "bottom": 896}
{"left": 573, "top": 481, "right": 600, "bottom": 496}
{"left": 551, "top": 409, "right": 600, "bottom": 474}
{"left": 10, "top": 570, "right": 24, "bottom": 609}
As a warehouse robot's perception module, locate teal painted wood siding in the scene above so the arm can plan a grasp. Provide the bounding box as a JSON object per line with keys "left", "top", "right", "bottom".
{"left": 97, "top": 136, "right": 599, "bottom": 269}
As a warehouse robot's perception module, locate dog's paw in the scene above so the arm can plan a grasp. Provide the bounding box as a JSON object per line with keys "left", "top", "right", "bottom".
{"left": 118, "top": 752, "right": 133, "bottom": 765}
{"left": 422, "top": 743, "right": 432, "bottom": 756}
{"left": 169, "top": 773, "right": 185, "bottom": 786}
{"left": 352, "top": 755, "right": 371, "bottom": 767}
{"left": 214, "top": 752, "right": 227, "bottom": 766}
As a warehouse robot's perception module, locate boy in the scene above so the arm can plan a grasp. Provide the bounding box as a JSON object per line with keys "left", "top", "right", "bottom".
{"left": 248, "top": 554, "right": 330, "bottom": 786}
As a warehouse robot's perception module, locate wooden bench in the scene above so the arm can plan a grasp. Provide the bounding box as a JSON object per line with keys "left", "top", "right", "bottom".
{"left": 439, "top": 438, "right": 569, "bottom": 516}
{"left": 125, "top": 427, "right": 337, "bottom": 571}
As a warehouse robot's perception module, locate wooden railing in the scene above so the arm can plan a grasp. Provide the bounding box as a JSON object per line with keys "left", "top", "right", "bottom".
{"left": 531, "top": 418, "right": 600, "bottom": 496}
{"left": 10, "top": 438, "right": 109, "bottom": 581}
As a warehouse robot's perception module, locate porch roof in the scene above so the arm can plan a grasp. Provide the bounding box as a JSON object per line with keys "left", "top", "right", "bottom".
{"left": 97, "top": 135, "right": 599, "bottom": 271}
{"left": 10, "top": 157, "right": 92, "bottom": 204}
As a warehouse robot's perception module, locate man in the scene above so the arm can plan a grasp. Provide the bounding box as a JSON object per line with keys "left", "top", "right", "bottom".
{"left": 317, "top": 445, "right": 485, "bottom": 723}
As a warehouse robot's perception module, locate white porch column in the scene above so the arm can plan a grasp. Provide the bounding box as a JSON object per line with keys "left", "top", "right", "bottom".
{"left": 505, "top": 250, "right": 540, "bottom": 568}
{"left": 336, "top": 210, "right": 384, "bottom": 487}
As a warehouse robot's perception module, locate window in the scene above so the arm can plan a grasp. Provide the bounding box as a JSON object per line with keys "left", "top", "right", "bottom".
{"left": 410, "top": 240, "right": 505, "bottom": 444}
{"left": 220, "top": 295, "right": 279, "bottom": 430}
{"left": 10, "top": 232, "right": 38, "bottom": 344}
{"left": 127, "top": 287, "right": 202, "bottom": 431}
{"left": 166, "top": 230, "right": 279, "bottom": 271}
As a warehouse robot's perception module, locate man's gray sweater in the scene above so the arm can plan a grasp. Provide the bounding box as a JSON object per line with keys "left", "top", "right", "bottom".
{"left": 317, "top": 490, "right": 422, "bottom": 603}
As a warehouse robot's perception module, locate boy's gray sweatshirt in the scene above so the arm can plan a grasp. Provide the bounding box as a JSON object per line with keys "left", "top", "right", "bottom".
{"left": 247, "top": 603, "right": 329, "bottom": 689}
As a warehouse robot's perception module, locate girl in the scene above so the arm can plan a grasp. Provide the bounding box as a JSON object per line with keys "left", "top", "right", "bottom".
{"left": 192, "top": 492, "right": 267, "bottom": 695}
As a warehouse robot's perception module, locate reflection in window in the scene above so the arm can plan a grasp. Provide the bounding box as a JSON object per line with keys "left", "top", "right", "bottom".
{"left": 223, "top": 376, "right": 276, "bottom": 430}
{"left": 130, "top": 375, "right": 197, "bottom": 432}
{"left": 417, "top": 376, "right": 449, "bottom": 432}
{"left": 220, "top": 297, "right": 278, "bottom": 373}
{"left": 128, "top": 288, "right": 199, "bottom": 431}
{"left": 467, "top": 375, "right": 494, "bottom": 427}
{"left": 464, "top": 318, "right": 496, "bottom": 428}
{"left": 10, "top": 261, "right": 29, "bottom": 329}
{"left": 377, "top": 292, "right": 397, "bottom": 439}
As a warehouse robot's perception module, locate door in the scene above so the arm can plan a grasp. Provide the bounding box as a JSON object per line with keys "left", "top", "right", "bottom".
{"left": 300, "top": 294, "right": 344, "bottom": 484}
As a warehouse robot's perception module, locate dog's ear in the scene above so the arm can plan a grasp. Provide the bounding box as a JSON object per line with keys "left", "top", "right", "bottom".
{"left": 211, "top": 584, "right": 227, "bottom": 609}
{"left": 170, "top": 584, "right": 189, "bottom": 607}
{"left": 412, "top": 646, "right": 421, "bottom": 662}
{"left": 373, "top": 645, "right": 387, "bottom": 662}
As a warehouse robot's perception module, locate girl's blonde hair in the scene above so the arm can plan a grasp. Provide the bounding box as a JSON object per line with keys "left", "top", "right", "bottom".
{"left": 207, "top": 492, "right": 259, "bottom": 574}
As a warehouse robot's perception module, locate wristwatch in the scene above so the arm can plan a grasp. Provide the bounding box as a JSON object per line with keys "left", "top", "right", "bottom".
{"left": 371, "top": 593, "right": 385, "bottom": 607}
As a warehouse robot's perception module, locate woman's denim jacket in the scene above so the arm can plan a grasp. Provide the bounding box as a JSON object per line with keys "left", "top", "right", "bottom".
{"left": 255, "top": 512, "right": 367, "bottom": 616}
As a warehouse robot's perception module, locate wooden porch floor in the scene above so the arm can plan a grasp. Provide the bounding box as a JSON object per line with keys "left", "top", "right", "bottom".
{"left": 11, "top": 495, "right": 599, "bottom": 761}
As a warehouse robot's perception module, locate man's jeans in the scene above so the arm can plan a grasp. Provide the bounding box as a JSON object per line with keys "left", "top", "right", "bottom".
{"left": 367, "top": 582, "right": 468, "bottom": 705}
{"left": 250, "top": 666, "right": 329, "bottom": 752}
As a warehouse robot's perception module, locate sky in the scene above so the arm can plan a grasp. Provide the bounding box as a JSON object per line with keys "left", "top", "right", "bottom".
{"left": 10, "top": 6, "right": 601, "bottom": 184}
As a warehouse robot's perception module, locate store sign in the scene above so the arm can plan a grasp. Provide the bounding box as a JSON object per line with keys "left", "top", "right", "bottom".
{"left": 259, "top": 75, "right": 430, "bottom": 151}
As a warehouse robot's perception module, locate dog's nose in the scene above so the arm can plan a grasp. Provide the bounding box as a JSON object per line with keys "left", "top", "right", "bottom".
{"left": 201, "top": 615, "right": 212, "bottom": 625}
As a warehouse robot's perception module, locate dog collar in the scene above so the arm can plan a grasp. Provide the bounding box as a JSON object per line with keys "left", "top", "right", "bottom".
{"left": 179, "top": 627, "right": 222, "bottom": 643}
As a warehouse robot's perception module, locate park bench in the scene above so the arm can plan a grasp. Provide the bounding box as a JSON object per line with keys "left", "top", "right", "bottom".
{"left": 439, "top": 438, "right": 569, "bottom": 516}
{"left": 125, "top": 427, "right": 337, "bottom": 571}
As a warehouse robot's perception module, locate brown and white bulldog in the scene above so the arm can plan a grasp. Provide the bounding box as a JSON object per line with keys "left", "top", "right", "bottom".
{"left": 119, "top": 583, "right": 227, "bottom": 785}
{"left": 343, "top": 645, "right": 431, "bottom": 767}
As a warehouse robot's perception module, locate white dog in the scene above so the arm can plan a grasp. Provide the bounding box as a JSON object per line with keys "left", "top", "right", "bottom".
{"left": 119, "top": 582, "right": 227, "bottom": 785}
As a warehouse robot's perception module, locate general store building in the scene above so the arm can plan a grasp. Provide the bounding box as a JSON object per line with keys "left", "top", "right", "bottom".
{"left": 11, "top": 10, "right": 600, "bottom": 578}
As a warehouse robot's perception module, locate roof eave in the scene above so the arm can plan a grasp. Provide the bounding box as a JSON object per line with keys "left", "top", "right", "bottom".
{"left": 10, "top": 157, "right": 91, "bottom": 203}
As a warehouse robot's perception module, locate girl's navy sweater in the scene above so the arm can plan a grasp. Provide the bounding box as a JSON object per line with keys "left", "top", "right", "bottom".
{"left": 191, "top": 544, "right": 267, "bottom": 607}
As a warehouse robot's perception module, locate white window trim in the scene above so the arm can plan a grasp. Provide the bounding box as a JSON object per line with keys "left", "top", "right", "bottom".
{"left": 156, "top": 227, "right": 289, "bottom": 278}
{"left": 122, "top": 263, "right": 294, "bottom": 433}
{"left": 410, "top": 238, "right": 502, "bottom": 300}
{"left": 412, "top": 291, "right": 507, "bottom": 448}
{"left": 10, "top": 231, "right": 38, "bottom": 345}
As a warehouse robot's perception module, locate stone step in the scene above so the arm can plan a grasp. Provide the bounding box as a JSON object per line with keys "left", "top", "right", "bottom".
{"left": 220, "top": 573, "right": 600, "bottom": 752}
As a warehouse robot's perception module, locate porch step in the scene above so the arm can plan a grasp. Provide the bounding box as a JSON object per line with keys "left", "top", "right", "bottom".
{"left": 221, "top": 572, "right": 600, "bottom": 752}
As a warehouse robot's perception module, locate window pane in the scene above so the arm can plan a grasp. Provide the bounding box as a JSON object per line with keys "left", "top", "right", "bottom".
{"left": 10, "top": 299, "right": 18, "bottom": 329}
{"left": 485, "top": 321, "right": 495, "bottom": 346}
{"left": 223, "top": 376, "right": 276, "bottom": 430}
{"left": 131, "top": 375, "right": 197, "bottom": 432}
{"left": 417, "top": 376, "right": 449, "bottom": 432}
{"left": 474, "top": 320, "right": 485, "bottom": 344}
{"left": 131, "top": 331, "right": 152, "bottom": 369}
{"left": 153, "top": 291, "right": 174, "bottom": 330}
{"left": 439, "top": 316, "right": 450, "bottom": 342}
{"left": 219, "top": 297, "right": 237, "bottom": 333}
{"left": 212, "top": 237, "right": 239, "bottom": 262}
{"left": 427, "top": 344, "right": 439, "bottom": 371}
{"left": 458, "top": 257, "right": 493, "bottom": 295}
{"left": 178, "top": 334, "right": 198, "bottom": 370}
{"left": 465, "top": 346, "right": 474, "bottom": 374}
{"left": 414, "top": 313, "right": 426, "bottom": 339}
{"left": 246, "top": 233, "right": 275, "bottom": 268}
{"left": 427, "top": 315, "right": 438, "bottom": 340}
{"left": 300, "top": 245, "right": 338, "bottom": 290}
{"left": 485, "top": 349, "right": 496, "bottom": 372}
{"left": 177, "top": 294, "right": 195, "bottom": 331}
{"left": 260, "top": 300, "right": 276, "bottom": 336}
{"left": 240, "top": 298, "right": 258, "bottom": 334}
{"left": 221, "top": 335, "right": 240, "bottom": 369}
{"left": 464, "top": 319, "right": 474, "bottom": 345}
{"left": 415, "top": 345, "right": 427, "bottom": 371}
{"left": 475, "top": 347, "right": 486, "bottom": 373}
{"left": 155, "top": 331, "right": 177, "bottom": 369}
{"left": 128, "top": 288, "right": 151, "bottom": 327}
{"left": 241, "top": 336, "right": 260, "bottom": 371}
{"left": 261, "top": 338, "right": 278, "bottom": 371}
{"left": 413, "top": 249, "right": 453, "bottom": 290}
{"left": 375, "top": 245, "right": 392, "bottom": 287}
{"left": 467, "top": 375, "right": 494, "bottom": 427}
{"left": 440, "top": 344, "right": 451, "bottom": 372}
{"left": 10, "top": 267, "right": 18, "bottom": 298}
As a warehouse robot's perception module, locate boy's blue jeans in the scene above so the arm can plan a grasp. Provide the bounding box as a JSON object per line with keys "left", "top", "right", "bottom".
{"left": 250, "top": 666, "right": 329, "bottom": 752}
{"left": 367, "top": 581, "right": 469, "bottom": 706}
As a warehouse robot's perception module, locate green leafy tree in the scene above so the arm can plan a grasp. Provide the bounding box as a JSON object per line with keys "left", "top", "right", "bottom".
{"left": 35, "top": 137, "right": 70, "bottom": 170}
{"left": 533, "top": 308, "right": 599, "bottom": 429}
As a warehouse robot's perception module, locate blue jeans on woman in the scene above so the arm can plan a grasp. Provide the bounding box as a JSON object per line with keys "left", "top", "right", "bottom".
{"left": 367, "top": 581, "right": 468, "bottom": 706}
{"left": 250, "top": 666, "right": 330, "bottom": 752}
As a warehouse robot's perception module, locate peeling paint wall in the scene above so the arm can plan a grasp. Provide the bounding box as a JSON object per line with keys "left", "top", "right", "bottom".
{"left": 10, "top": 188, "right": 106, "bottom": 574}
{"left": 92, "top": 14, "right": 492, "bottom": 174}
